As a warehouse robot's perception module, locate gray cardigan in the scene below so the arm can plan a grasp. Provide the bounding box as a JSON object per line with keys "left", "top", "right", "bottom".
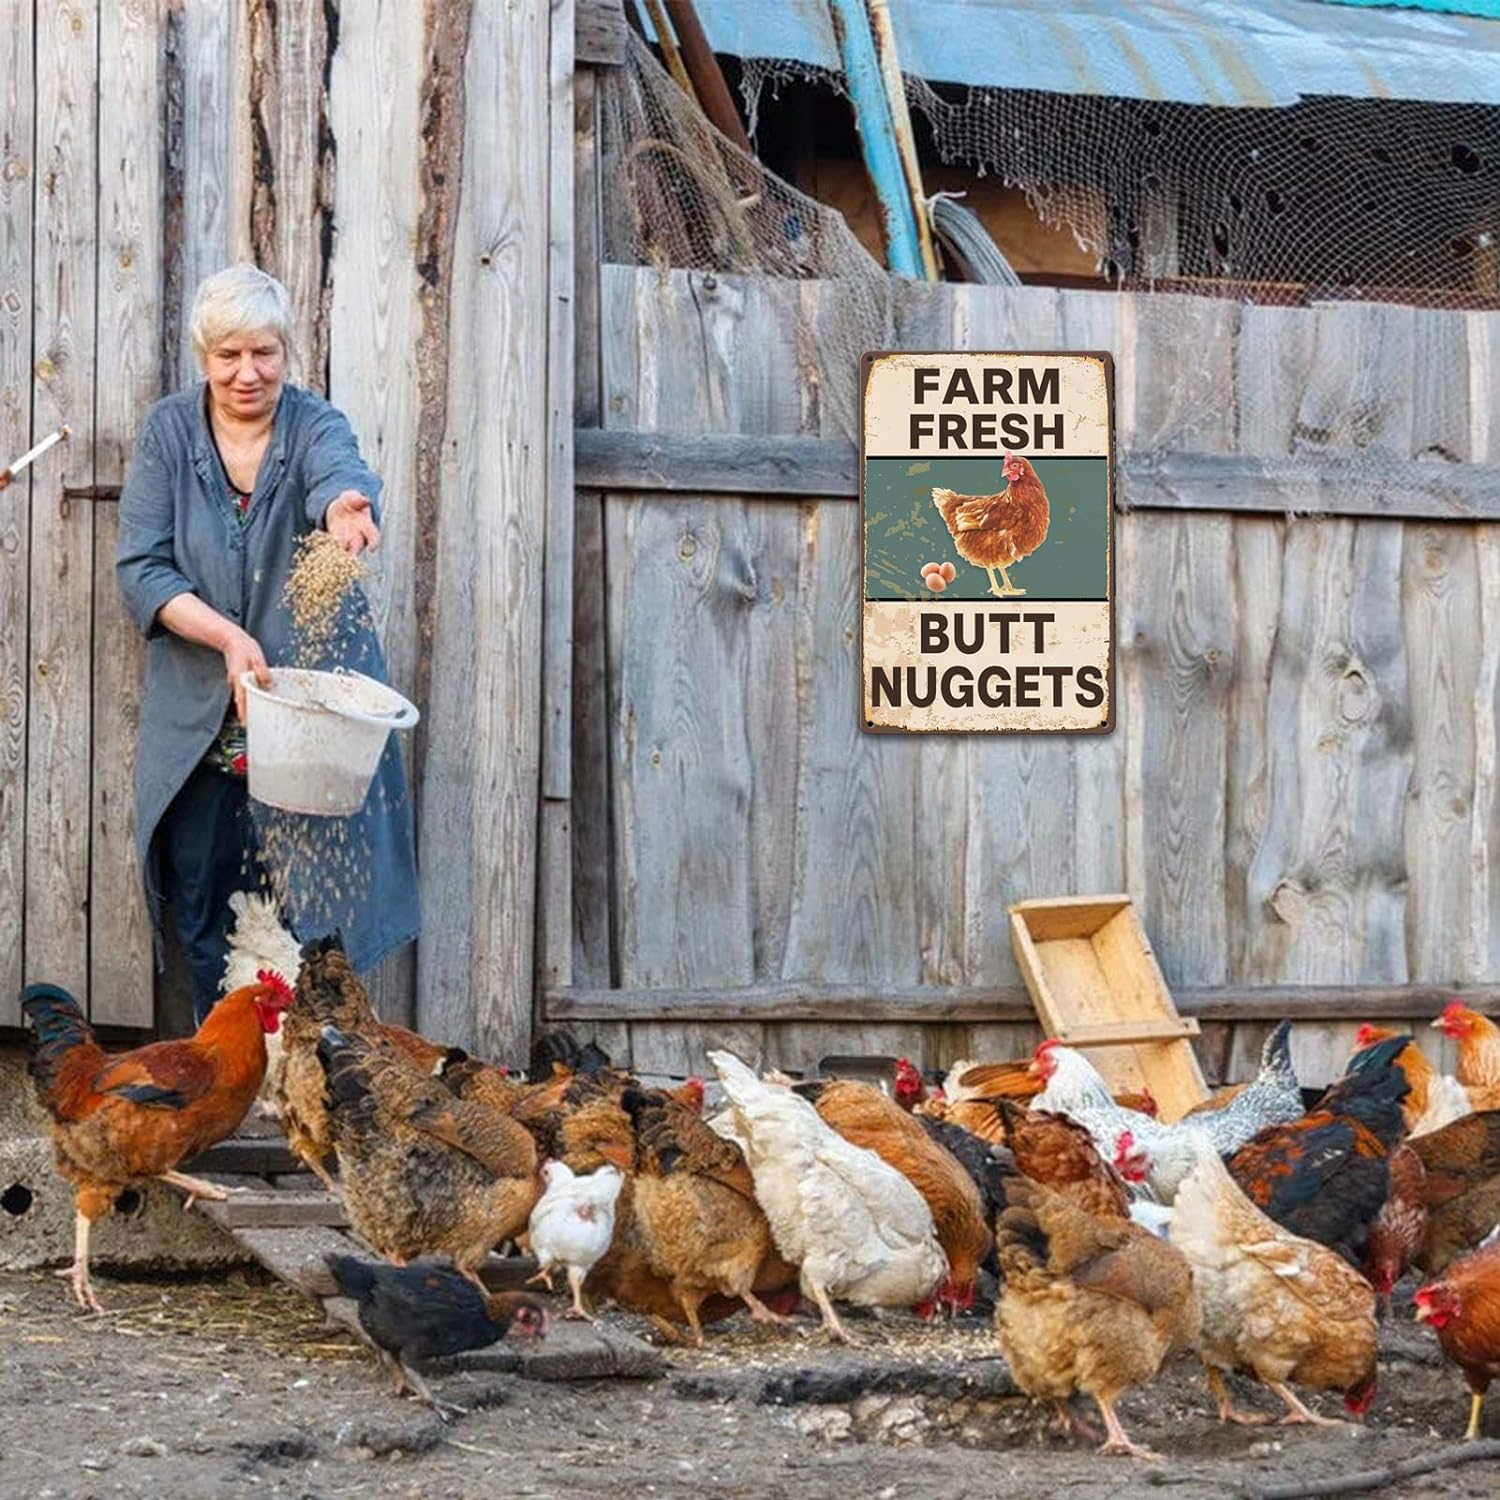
{"left": 116, "top": 382, "right": 419, "bottom": 975}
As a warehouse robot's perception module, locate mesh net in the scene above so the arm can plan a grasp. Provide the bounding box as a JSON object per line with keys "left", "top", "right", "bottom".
{"left": 601, "top": 34, "right": 1499, "bottom": 457}
{"left": 600, "top": 35, "right": 894, "bottom": 441}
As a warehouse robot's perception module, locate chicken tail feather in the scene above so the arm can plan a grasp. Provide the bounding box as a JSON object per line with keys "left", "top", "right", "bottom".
{"left": 21, "top": 984, "right": 98, "bottom": 1105}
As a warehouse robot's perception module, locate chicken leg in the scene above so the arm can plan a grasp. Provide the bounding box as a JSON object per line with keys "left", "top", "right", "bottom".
{"left": 1094, "top": 1395, "right": 1161, "bottom": 1461}
{"left": 1205, "top": 1365, "right": 1271, "bottom": 1426}
{"left": 806, "top": 1281, "right": 859, "bottom": 1346}
{"left": 158, "top": 1170, "right": 231, "bottom": 1211}
{"left": 55, "top": 1210, "right": 103, "bottom": 1314}
{"left": 741, "top": 1290, "right": 795, "bottom": 1326}
{"left": 381, "top": 1351, "right": 466, "bottom": 1422}
{"left": 1466, "top": 1391, "right": 1486, "bottom": 1442}
{"left": 1267, "top": 1381, "right": 1344, "bottom": 1428}
{"left": 984, "top": 563, "right": 1025, "bottom": 599}
{"left": 564, "top": 1266, "right": 594, "bottom": 1322}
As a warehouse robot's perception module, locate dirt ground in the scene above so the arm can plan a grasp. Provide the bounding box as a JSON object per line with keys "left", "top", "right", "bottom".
{"left": 0, "top": 1267, "right": 1495, "bottom": 1500}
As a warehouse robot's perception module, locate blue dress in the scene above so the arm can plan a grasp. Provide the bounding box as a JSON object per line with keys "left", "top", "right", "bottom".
{"left": 115, "top": 381, "right": 420, "bottom": 978}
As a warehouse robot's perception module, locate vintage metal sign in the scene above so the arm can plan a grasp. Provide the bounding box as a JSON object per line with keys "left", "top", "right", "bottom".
{"left": 860, "top": 351, "right": 1114, "bottom": 734}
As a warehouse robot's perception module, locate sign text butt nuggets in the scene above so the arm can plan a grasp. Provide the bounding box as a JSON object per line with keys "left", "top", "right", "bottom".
{"left": 860, "top": 352, "right": 1115, "bottom": 735}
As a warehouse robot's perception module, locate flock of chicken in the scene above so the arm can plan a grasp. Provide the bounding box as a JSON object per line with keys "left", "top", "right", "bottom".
{"left": 18, "top": 904, "right": 1500, "bottom": 1459}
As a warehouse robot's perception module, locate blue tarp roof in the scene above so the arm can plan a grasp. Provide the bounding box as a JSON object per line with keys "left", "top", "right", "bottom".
{"left": 682, "top": 0, "right": 1500, "bottom": 107}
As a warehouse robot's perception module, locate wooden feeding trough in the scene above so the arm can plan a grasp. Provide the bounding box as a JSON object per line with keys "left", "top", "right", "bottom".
{"left": 1009, "top": 894, "right": 1207, "bottom": 1122}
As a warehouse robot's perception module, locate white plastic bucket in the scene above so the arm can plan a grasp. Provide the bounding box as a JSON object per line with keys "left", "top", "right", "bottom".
{"left": 240, "top": 668, "right": 419, "bottom": 816}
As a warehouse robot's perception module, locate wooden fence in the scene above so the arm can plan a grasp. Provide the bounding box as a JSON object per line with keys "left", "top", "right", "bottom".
{"left": 5, "top": 0, "right": 1499, "bottom": 1088}
{"left": 547, "top": 265, "right": 1500, "bottom": 1085}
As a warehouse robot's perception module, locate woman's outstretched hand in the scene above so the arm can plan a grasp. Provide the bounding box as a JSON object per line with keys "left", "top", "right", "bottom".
{"left": 225, "top": 628, "right": 271, "bottom": 723}
{"left": 326, "top": 491, "right": 381, "bottom": 555}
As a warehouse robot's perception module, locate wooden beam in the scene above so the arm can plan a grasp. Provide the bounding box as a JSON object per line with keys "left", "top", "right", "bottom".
{"left": 543, "top": 981, "right": 1500, "bottom": 1024}
{"left": 576, "top": 0, "right": 628, "bottom": 66}
{"left": 575, "top": 428, "right": 861, "bottom": 497}
{"left": 574, "top": 428, "right": 1500, "bottom": 523}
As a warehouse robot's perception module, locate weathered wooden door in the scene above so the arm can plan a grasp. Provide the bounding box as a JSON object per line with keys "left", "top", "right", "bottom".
{"left": 1, "top": 1, "right": 157, "bottom": 1030}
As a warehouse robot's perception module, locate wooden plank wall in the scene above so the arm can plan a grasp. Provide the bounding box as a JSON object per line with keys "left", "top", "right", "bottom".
{"left": 5, "top": 0, "right": 561, "bottom": 1053}
{"left": 0, "top": 0, "right": 32, "bottom": 1027}
{"left": 564, "top": 266, "right": 1500, "bottom": 1085}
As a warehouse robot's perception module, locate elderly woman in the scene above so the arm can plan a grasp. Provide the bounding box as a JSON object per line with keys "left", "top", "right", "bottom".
{"left": 117, "top": 264, "right": 418, "bottom": 1022}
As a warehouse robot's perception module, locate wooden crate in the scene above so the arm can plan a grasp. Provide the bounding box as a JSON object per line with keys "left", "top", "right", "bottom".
{"left": 1009, "top": 894, "right": 1207, "bottom": 1122}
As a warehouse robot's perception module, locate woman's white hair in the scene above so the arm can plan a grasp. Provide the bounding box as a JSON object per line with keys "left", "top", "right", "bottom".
{"left": 189, "top": 263, "right": 293, "bottom": 368}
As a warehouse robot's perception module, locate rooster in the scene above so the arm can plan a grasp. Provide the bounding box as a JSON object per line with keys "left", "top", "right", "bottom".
{"left": 1224, "top": 1036, "right": 1410, "bottom": 1269}
{"left": 931, "top": 453, "right": 1049, "bottom": 598}
{"left": 22, "top": 979, "right": 292, "bottom": 1311}
{"left": 1354, "top": 1023, "right": 1470, "bottom": 1136}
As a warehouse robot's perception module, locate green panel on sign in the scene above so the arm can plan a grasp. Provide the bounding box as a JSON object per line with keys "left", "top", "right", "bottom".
{"left": 863, "top": 456, "right": 1110, "bottom": 601}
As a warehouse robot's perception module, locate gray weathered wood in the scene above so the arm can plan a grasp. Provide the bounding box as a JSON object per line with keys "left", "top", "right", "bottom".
{"left": 174, "top": 0, "right": 236, "bottom": 383}
{"left": 416, "top": 0, "right": 549, "bottom": 1064}
{"left": 197, "top": 1186, "right": 350, "bottom": 1231}
{"left": 326, "top": 0, "right": 425, "bottom": 1027}
{"left": 0, "top": 0, "right": 32, "bottom": 1026}
{"left": 575, "top": 430, "right": 1500, "bottom": 523}
{"left": 544, "top": 981, "right": 1500, "bottom": 1024}
{"left": 576, "top": 0, "right": 628, "bottom": 66}
{"left": 87, "top": 0, "right": 159, "bottom": 1029}
{"left": 249, "top": 0, "right": 333, "bottom": 388}
{"left": 541, "top": 0, "right": 577, "bottom": 803}
{"left": 25, "top": 0, "right": 97, "bottom": 1003}
{"left": 536, "top": 0, "right": 578, "bottom": 1012}
{"left": 570, "top": 67, "right": 612, "bottom": 990}
{"left": 577, "top": 428, "right": 860, "bottom": 496}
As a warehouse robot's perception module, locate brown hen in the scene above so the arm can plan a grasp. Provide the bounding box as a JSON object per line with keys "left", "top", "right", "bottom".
{"left": 932, "top": 453, "right": 1049, "bottom": 597}
{"left": 317, "top": 1023, "right": 540, "bottom": 1280}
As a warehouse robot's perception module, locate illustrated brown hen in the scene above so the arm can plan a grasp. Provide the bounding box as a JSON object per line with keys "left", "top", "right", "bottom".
{"left": 932, "top": 453, "right": 1049, "bottom": 597}
{"left": 795, "top": 1077, "right": 992, "bottom": 1313}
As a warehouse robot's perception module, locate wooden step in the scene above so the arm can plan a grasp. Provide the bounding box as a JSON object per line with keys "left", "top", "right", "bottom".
{"left": 1051, "top": 1017, "right": 1201, "bottom": 1047}
{"left": 182, "top": 1136, "right": 301, "bottom": 1177}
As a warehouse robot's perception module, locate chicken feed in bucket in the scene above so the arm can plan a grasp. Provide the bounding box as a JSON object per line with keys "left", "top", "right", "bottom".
{"left": 242, "top": 668, "right": 418, "bottom": 815}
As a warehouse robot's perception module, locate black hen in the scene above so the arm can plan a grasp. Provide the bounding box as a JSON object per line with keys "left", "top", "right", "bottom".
{"left": 326, "top": 1254, "right": 548, "bottom": 1417}
{"left": 1225, "top": 1034, "right": 1411, "bottom": 1268}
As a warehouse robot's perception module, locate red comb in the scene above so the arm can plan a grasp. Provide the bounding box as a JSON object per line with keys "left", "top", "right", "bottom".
{"left": 256, "top": 968, "right": 294, "bottom": 1005}
{"left": 1034, "top": 1039, "right": 1060, "bottom": 1057}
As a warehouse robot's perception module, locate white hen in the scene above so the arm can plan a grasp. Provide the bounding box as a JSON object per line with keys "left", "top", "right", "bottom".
{"left": 220, "top": 892, "right": 302, "bottom": 1115}
{"left": 708, "top": 1050, "right": 947, "bottom": 1342}
{"left": 527, "top": 1160, "right": 625, "bottom": 1320}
